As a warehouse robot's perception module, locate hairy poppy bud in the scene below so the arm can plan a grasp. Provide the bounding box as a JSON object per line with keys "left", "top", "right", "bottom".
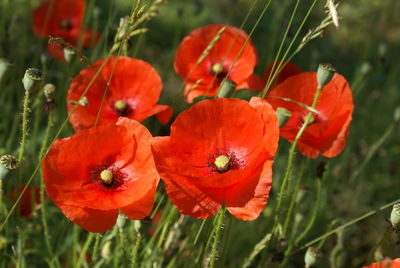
{"left": 64, "top": 47, "right": 76, "bottom": 63}
{"left": 390, "top": 203, "right": 400, "bottom": 229}
{"left": 304, "top": 247, "right": 323, "bottom": 267}
{"left": 22, "top": 68, "right": 44, "bottom": 91}
{"left": 276, "top": 107, "right": 291, "bottom": 127}
{"left": 43, "top": 83, "right": 56, "bottom": 100}
{"left": 317, "top": 63, "right": 335, "bottom": 87}
{"left": 0, "top": 58, "right": 12, "bottom": 84}
{"left": 0, "top": 155, "right": 19, "bottom": 170}
{"left": 217, "top": 79, "right": 236, "bottom": 98}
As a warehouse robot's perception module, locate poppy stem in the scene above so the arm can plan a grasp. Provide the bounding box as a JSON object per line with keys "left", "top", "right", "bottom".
{"left": 18, "top": 90, "right": 30, "bottom": 164}
{"left": 131, "top": 232, "right": 141, "bottom": 268}
{"left": 367, "top": 227, "right": 394, "bottom": 264}
{"left": 209, "top": 207, "right": 226, "bottom": 268}
{"left": 39, "top": 111, "right": 59, "bottom": 268}
{"left": 266, "top": 83, "right": 323, "bottom": 258}
{"left": 91, "top": 234, "right": 101, "bottom": 262}
{"left": 294, "top": 177, "right": 323, "bottom": 245}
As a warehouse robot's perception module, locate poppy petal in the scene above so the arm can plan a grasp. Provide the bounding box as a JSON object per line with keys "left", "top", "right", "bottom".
{"left": 59, "top": 204, "right": 118, "bottom": 233}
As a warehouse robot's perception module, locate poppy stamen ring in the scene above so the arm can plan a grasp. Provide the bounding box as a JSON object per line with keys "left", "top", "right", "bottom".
{"left": 100, "top": 169, "right": 113, "bottom": 184}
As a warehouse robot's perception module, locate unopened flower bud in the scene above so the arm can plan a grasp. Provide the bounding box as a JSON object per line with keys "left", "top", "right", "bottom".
{"left": 101, "top": 241, "right": 111, "bottom": 259}
{"left": 390, "top": 203, "right": 400, "bottom": 229}
{"left": 117, "top": 214, "right": 126, "bottom": 228}
{"left": 22, "top": 68, "right": 44, "bottom": 91}
{"left": 0, "top": 155, "right": 19, "bottom": 170}
{"left": 217, "top": 79, "right": 236, "bottom": 98}
{"left": 276, "top": 107, "right": 291, "bottom": 127}
{"left": 0, "top": 58, "right": 12, "bottom": 83}
{"left": 296, "top": 186, "right": 310, "bottom": 204}
{"left": 394, "top": 107, "right": 400, "bottom": 122}
{"left": 43, "top": 83, "right": 56, "bottom": 100}
{"left": 64, "top": 47, "right": 76, "bottom": 63}
{"left": 304, "top": 247, "right": 323, "bottom": 267}
{"left": 317, "top": 63, "right": 335, "bottom": 87}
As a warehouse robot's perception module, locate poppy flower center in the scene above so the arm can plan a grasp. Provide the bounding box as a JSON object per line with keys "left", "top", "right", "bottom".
{"left": 210, "top": 63, "right": 228, "bottom": 81}
{"left": 212, "top": 63, "right": 224, "bottom": 74}
{"left": 214, "top": 155, "right": 230, "bottom": 172}
{"left": 114, "top": 100, "right": 132, "bottom": 117}
{"left": 100, "top": 169, "right": 113, "bottom": 184}
{"left": 207, "top": 149, "right": 244, "bottom": 174}
{"left": 60, "top": 20, "right": 73, "bottom": 30}
{"left": 90, "top": 162, "right": 127, "bottom": 190}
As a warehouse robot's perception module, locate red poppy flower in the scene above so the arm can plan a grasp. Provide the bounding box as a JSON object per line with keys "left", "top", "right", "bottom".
{"left": 262, "top": 61, "right": 302, "bottom": 90}
{"left": 151, "top": 97, "right": 279, "bottom": 220}
{"left": 266, "top": 72, "right": 354, "bottom": 158}
{"left": 42, "top": 118, "right": 159, "bottom": 233}
{"left": 67, "top": 56, "right": 172, "bottom": 130}
{"left": 9, "top": 185, "right": 40, "bottom": 218}
{"left": 32, "top": 0, "right": 99, "bottom": 61}
{"left": 174, "top": 24, "right": 260, "bottom": 103}
{"left": 362, "top": 259, "right": 400, "bottom": 268}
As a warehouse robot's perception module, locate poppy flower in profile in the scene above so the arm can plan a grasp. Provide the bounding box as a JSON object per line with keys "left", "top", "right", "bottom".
{"left": 362, "top": 259, "right": 400, "bottom": 268}
{"left": 9, "top": 185, "right": 40, "bottom": 218}
{"left": 174, "top": 24, "right": 260, "bottom": 103}
{"left": 151, "top": 97, "right": 279, "bottom": 220}
{"left": 67, "top": 56, "right": 172, "bottom": 131}
{"left": 42, "top": 118, "right": 159, "bottom": 233}
{"left": 266, "top": 72, "right": 354, "bottom": 158}
{"left": 32, "top": 0, "right": 99, "bottom": 61}
{"left": 262, "top": 61, "right": 301, "bottom": 90}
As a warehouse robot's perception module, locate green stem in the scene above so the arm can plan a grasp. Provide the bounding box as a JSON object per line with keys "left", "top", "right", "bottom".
{"left": 270, "top": 84, "right": 323, "bottom": 241}
{"left": 18, "top": 90, "right": 30, "bottom": 163}
{"left": 209, "top": 207, "right": 226, "bottom": 268}
{"left": 292, "top": 198, "right": 400, "bottom": 254}
{"left": 131, "top": 233, "right": 141, "bottom": 268}
{"left": 283, "top": 157, "right": 308, "bottom": 236}
{"left": 76, "top": 232, "right": 94, "bottom": 268}
{"left": 295, "top": 178, "right": 323, "bottom": 245}
{"left": 91, "top": 234, "right": 101, "bottom": 262}
{"left": 39, "top": 112, "right": 59, "bottom": 268}
{"left": 367, "top": 228, "right": 394, "bottom": 263}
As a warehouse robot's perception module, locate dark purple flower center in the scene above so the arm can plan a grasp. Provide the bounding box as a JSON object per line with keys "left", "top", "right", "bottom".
{"left": 113, "top": 100, "right": 133, "bottom": 117}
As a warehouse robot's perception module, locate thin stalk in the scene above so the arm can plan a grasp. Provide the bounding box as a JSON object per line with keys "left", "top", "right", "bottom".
{"left": 209, "top": 207, "right": 226, "bottom": 268}
{"left": 282, "top": 157, "right": 308, "bottom": 236}
{"left": 91, "top": 234, "right": 101, "bottom": 262}
{"left": 261, "top": 0, "right": 318, "bottom": 98}
{"left": 39, "top": 111, "right": 60, "bottom": 268}
{"left": 76, "top": 233, "right": 94, "bottom": 268}
{"left": 295, "top": 178, "right": 323, "bottom": 245}
{"left": 130, "top": 233, "right": 141, "bottom": 268}
{"left": 367, "top": 228, "right": 394, "bottom": 263}
{"left": 292, "top": 198, "right": 400, "bottom": 254}
{"left": 18, "top": 90, "right": 30, "bottom": 163}
{"left": 270, "top": 84, "right": 323, "bottom": 242}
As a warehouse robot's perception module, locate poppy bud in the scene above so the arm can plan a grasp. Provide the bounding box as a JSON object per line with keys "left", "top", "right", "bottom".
{"left": 296, "top": 186, "right": 310, "bottom": 204}
{"left": 64, "top": 47, "right": 76, "bottom": 63}
{"left": 317, "top": 63, "right": 335, "bottom": 87}
{"left": 217, "top": 79, "right": 236, "bottom": 98}
{"left": 0, "top": 155, "right": 19, "bottom": 170}
{"left": 276, "top": 107, "right": 291, "bottom": 127}
{"left": 394, "top": 107, "right": 400, "bottom": 122}
{"left": 0, "top": 165, "right": 8, "bottom": 181}
{"left": 0, "top": 58, "right": 12, "bottom": 84}
{"left": 390, "top": 203, "right": 400, "bottom": 229}
{"left": 101, "top": 241, "right": 111, "bottom": 259}
{"left": 22, "top": 68, "right": 44, "bottom": 92}
{"left": 304, "top": 246, "right": 323, "bottom": 267}
{"left": 117, "top": 214, "right": 126, "bottom": 228}
{"left": 43, "top": 83, "right": 56, "bottom": 100}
